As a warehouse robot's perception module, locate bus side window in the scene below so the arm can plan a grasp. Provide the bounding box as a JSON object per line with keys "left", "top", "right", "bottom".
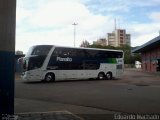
{"left": 76, "top": 49, "right": 85, "bottom": 57}
{"left": 95, "top": 51, "right": 105, "bottom": 58}
{"left": 69, "top": 49, "right": 77, "bottom": 57}
{"left": 52, "top": 47, "right": 63, "bottom": 56}
{"left": 62, "top": 48, "right": 69, "bottom": 56}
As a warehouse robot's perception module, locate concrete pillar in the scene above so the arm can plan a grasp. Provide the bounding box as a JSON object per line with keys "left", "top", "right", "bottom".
{"left": 0, "top": 0, "right": 16, "bottom": 115}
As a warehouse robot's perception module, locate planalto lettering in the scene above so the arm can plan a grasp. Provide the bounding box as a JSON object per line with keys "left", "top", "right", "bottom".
{"left": 56, "top": 57, "right": 72, "bottom": 62}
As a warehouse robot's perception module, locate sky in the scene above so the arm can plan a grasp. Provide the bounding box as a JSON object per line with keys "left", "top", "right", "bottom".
{"left": 16, "top": 0, "right": 160, "bottom": 53}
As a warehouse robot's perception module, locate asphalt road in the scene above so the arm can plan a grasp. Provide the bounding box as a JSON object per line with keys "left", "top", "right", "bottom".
{"left": 15, "top": 69, "right": 160, "bottom": 118}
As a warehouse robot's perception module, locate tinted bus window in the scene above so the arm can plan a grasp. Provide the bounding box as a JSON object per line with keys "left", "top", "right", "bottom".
{"left": 85, "top": 50, "right": 99, "bottom": 57}
{"left": 52, "top": 47, "right": 85, "bottom": 57}
{"left": 95, "top": 51, "right": 108, "bottom": 58}
{"left": 97, "top": 51, "right": 123, "bottom": 58}
{"left": 75, "top": 49, "right": 85, "bottom": 57}
{"left": 28, "top": 56, "right": 46, "bottom": 70}
{"left": 52, "top": 47, "right": 67, "bottom": 56}
{"left": 31, "top": 45, "right": 52, "bottom": 55}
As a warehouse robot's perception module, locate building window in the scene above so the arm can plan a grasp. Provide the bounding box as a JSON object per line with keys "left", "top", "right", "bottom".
{"left": 120, "top": 37, "right": 123, "bottom": 39}
{"left": 120, "top": 39, "right": 123, "bottom": 43}
{"left": 157, "top": 59, "right": 160, "bottom": 71}
{"left": 120, "top": 34, "right": 123, "bottom": 36}
{"left": 120, "top": 30, "right": 123, "bottom": 33}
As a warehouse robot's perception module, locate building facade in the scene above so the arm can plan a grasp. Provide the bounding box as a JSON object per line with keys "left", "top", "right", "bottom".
{"left": 107, "top": 29, "right": 131, "bottom": 47}
{"left": 133, "top": 35, "right": 160, "bottom": 73}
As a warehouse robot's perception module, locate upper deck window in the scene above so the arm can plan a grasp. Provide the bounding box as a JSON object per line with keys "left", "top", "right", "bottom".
{"left": 26, "top": 45, "right": 52, "bottom": 56}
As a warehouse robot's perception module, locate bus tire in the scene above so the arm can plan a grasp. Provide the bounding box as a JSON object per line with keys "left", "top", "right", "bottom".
{"left": 98, "top": 72, "right": 105, "bottom": 80}
{"left": 106, "top": 72, "right": 112, "bottom": 80}
{"left": 44, "top": 73, "right": 55, "bottom": 82}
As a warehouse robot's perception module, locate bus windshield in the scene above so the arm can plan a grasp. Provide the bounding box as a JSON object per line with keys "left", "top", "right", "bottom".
{"left": 26, "top": 45, "right": 52, "bottom": 56}
{"left": 23, "top": 56, "right": 47, "bottom": 71}
{"left": 23, "top": 45, "right": 52, "bottom": 71}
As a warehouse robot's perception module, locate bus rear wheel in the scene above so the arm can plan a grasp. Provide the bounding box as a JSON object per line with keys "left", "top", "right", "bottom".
{"left": 106, "top": 72, "right": 112, "bottom": 80}
{"left": 44, "top": 73, "right": 55, "bottom": 82}
{"left": 98, "top": 72, "right": 105, "bottom": 80}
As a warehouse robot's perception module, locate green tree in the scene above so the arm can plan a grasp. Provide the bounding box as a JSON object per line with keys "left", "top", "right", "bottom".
{"left": 80, "top": 40, "right": 90, "bottom": 48}
{"left": 116, "top": 45, "right": 132, "bottom": 64}
{"left": 89, "top": 44, "right": 115, "bottom": 49}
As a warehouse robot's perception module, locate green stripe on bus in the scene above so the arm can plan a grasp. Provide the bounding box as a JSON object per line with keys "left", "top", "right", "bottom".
{"left": 107, "top": 58, "right": 117, "bottom": 64}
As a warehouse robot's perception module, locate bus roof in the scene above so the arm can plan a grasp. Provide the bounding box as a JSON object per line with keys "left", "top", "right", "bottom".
{"left": 32, "top": 45, "right": 123, "bottom": 52}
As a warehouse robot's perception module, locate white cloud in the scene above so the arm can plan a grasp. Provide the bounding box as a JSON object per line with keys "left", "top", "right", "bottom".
{"left": 16, "top": 0, "right": 115, "bottom": 53}
{"left": 149, "top": 12, "right": 160, "bottom": 22}
{"left": 16, "top": 0, "right": 160, "bottom": 53}
{"left": 129, "top": 12, "right": 160, "bottom": 46}
{"left": 16, "top": 8, "right": 31, "bottom": 23}
{"left": 128, "top": 22, "right": 160, "bottom": 47}
{"left": 29, "top": 1, "right": 90, "bottom": 27}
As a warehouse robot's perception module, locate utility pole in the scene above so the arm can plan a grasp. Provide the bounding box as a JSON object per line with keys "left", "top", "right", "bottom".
{"left": 0, "top": 0, "right": 16, "bottom": 117}
{"left": 72, "top": 22, "right": 78, "bottom": 47}
{"left": 114, "top": 18, "right": 117, "bottom": 31}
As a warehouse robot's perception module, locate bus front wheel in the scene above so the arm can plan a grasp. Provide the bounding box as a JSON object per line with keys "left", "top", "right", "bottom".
{"left": 44, "top": 73, "right": 55, "bottom": 82}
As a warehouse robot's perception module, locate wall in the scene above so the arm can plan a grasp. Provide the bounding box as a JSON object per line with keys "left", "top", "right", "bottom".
{"left": 141, "top": 46, "right": 160, "bottom": 72}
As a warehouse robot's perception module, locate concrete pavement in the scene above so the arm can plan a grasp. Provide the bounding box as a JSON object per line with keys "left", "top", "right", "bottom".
{"left": 14, "top": 73, "right": 119, "bottom": 120}
{"left": 14, "top": 68, "right": 160, "bottom": 120}
{"left": 15, "top": 98, "right": 117, "bottom": 120}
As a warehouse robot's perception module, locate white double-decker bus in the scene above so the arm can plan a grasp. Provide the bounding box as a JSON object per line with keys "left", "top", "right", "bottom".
{"left": 21, "top": 45, "right": 124, "bottom": 82}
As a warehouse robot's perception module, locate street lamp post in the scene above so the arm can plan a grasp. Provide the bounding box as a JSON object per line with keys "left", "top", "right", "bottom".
{"left": 72, "top": 22, "right": 78, "bottom": 47}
